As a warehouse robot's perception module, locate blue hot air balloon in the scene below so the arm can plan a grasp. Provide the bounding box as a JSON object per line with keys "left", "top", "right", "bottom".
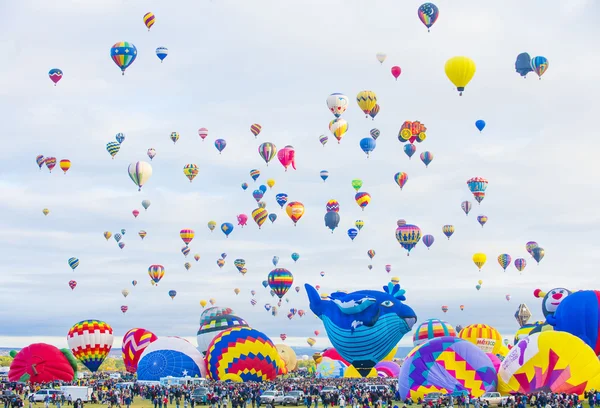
{"left": 269, "top": 213, "right": 277, "bottom": 223}
{"left": 530, "top": 56, "right": 549, "bottom": 79}
{"left": 360, "top": 138, "right": 376, "bottom": 158}
{"left": 403, "top": 144, "right": 416, "bottom": 159}
{"left": 221, "top": 222, "right": 234, "bottom": 238}
{"left": 276, "top": 193, "right": 288, "bottom": 209}
{"left": 347, "top": 228, "right": 358, "bottom": 241}
{"left": 156, "top": 47, "right": 168, "bottom": 62}
{"left": 115, "top": 133, "right": 125, "bottom": 144}
{"left": 241, "top": 182, "right": 248, "bottom": 190}
{"left": 324, "top": 212, "right": 340, "bottom": 233}
{"left": 475, "top": 120, "right": 486, "bottom": 132}
{"left": 291, "top": 253, "right": 300, "bottom": 263}
{"left": 320, "top": 170, "right": 329, "bottom": 182}
{"left": 262, "top": 280, "right": 269, "bottom": 288}
{"left": 515, "top": 52, "right": 533, "bottom": 77}
{"left": 272, "top": 256, "right": 279, "bottom": 266}
{"left": 215, "top": 139, "right": 227, "bottom": 154}
{"left": 259, "top": 185, "right": 267, "bottom": 194}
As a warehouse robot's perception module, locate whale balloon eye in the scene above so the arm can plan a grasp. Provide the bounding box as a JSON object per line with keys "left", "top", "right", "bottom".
{"left": 381, "top": 300, "right": 394, "bottom": 308}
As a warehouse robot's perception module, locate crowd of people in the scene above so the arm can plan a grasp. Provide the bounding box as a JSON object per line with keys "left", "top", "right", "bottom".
{"left": 1, "top": 374, "right": 597, "bottom": 408}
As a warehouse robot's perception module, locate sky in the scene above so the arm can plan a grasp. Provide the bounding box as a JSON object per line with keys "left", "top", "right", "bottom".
{"left": 0, "top": 0, "right": 599, "bottom": 353}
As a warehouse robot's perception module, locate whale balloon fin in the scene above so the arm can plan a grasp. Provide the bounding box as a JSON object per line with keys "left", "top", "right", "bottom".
{"left": 305, "top": 283, "right": 323, "bottom": 317}
{"left": 383, "top": 283, "right": 406, "bottom": 301}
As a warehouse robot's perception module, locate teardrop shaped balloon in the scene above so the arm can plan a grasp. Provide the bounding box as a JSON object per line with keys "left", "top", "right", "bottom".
{"left": 110, "top": 42, "right": 137, "bottom": 75}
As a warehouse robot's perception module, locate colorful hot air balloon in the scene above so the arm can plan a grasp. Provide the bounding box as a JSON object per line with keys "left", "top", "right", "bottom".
{"left": 268, "top": 268, "right": 293, "bottom": 299}
{"left": 526, "top": 241, "right": 539, "bottom": 256}
{"left": 326, "top": 93, "right": 349, "bottom": 118}
{"left": 181, "top": 246, "right": 190, "bottom": 257}
{"left": 277, "top": 146, "right": 296, "bottom": 171}
{"left": 198, "top": 128, "right": 208, "bottom": 141}
{"left": 445, "top": 56, "right": 476, "bottom": 95}
{"left": 354, "top": 192, "right": 371, "bottom": 211}
{"left": 307, "top": 338, "right": 316, "bottom": 347}
{"left": 356, "top": 91, "right": 377, "bottom": 117}
{"left": 180, "top": 229, "right": 194, "bottom": 246}
{"left": 531, "top": 56, "right": 549, "bottom": 79}
{"left": 442, "top": 225, "right": 455, "bottom": 240}
{"left": 110, "top": 42, "right": 137, "bottom": 75}
{"left": 44, "top": 157, "right": 57, "bottom": 172}
{"left": 67, "top": 320, "right": 113, "bottom": 372}
{"left": 355, "top": 220, "right": 364, "bottom": 231}
{"left": 497, "top": 254, "right": 512, "bottom": 271}
{"left": 104, "top": 231, "right": 112, "bottom": 241}
{"left": 420, "top": 151, "right": 433, "bottom": 167}
{"left": 142, "top": 200, "right": 151, "bottom": 210}
{"left": 477, "top": 215, "right": 488, "bottom": 227}
{"left": 404, "top": 144, "right": 416, "bottom": 159}
{"left": 320, "top": 170, "right": 329, "bottom": 182}
{"left": 215, "top": 139, "right": 227, "bottom": 154}
{"left": 258, "top": 142, "right": 277, "bottom": 165}
{"left": 319, "top": 135, "right": 328, "bottom": 146}
{"left": 461, "top": 201, "right": 472, "bottom": 215}
{"left": 514, "top": 258, "right": 527, "bottom": 272}
{"left": 128, "top": 161, "right": 153, "bottom": 191}
{"left": 59, "top": 159, "right": 71, "bottom": 174}
{"left": 143, "top": 12, "right": 155, "bottom": 30}
{"left": 138, "top": 230, "right": 147, "bottom": 239}
{"left": 68, "top": 257, "right": 79, "bottom": 271}
{"left": 370, "top": 128, "right": 380, "bottom": 140}
{"left": 391, "top": 66, "right": 402, "bottom": 80}
{"left": 168, "top": 290, "right": 177, "bottom": 300}
{"left": 418, "top": 3, "right": 439, "bottom": 32}
{"left": 422, "top": 234, "right": 434, "bottom": 249}
{"left": 155, "top": 47, "right": 168, "bottom": 62}
{"left": 286, "top": 202, "right": 305, "bottom": 226}
{"left": 329, "top": 119, "right": 348, "bottom": 144}
{"left": 396, "top": 223, "right": 422, "bottom": 256}
{"left": 48, "top": 69, "right": 63, "bottom": 85}
{"left": 69, "top": 280, "right": 77, "bottom": 290}
{"left": 473, "top": 253, "right": 487, "bottom": 271}
{"left": 394, "top": 172, "right": 408, "bottom": 190}
{"left": 276, "top": 193, "right": 289, "bottom": 209}
{"left": 122, "top": 328, "right": 158, "bottom": 373}
{"left": 347, "top": 228, "right": 358, "bottom": 241}
{"left": 467, "top": 177, "right": 488, "bottom": 204}
{"left": 170, "top": 132, "right": 179, "bottom": 144}
{"left": 221, "top": 222, "right": 234, "bottom": 237}
{"left": 252, "top": 208, "right": 268, "bottom": 229}
{"left": 106, "top": 142, "right": 120, "bottom": 159}
{"left": 42, "top": 208, "right": 50, "bottom": 216}
{"left": 367, "top": 249, "right": 376, "bottom": 260}
{"left": 369, "top": 104, "right": 380, "bottom": 119}
{"left": 36, "top": 155, "right": 45, "bottom": 170}
{"left": 183, "top": 164, "right": 199, "bottom": 182}
{"left": 148, "top": 265, "right": 165, "bottom": 285}
{"left": 532, "top": 247, "right": 545, "bottom": 264}
{"left": 118, "top": 242, "right": 125, "bottom": 249}
{"left": 376, "top": 53, "right": 387, "bottom": 64}
{"left": 250, "top": 123, "right": 262, "bottom": 138}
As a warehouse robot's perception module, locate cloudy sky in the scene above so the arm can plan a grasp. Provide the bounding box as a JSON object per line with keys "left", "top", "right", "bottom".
{"left": 1, "top": 0, "right": 599, "bottom": 353}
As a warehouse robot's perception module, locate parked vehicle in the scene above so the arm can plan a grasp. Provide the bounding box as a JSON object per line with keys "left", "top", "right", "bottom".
{"left": 320, "top": 387, "right": 338, "bottom": 396}
{"left": 260, "top": 391, "right": 285, "bottom": 405}
{"left": 60, "top": 386, "right": 93, "bottom": 402}
{"left": 481, "top": 392, "right": 508, "bottom": 406}
{"left": 423, "top": 393, "right": 443, "bottom": 403}
{"left": 191, "top": 387, "right": 209, "bottom": 404}
{"left": 31, "top": 390, "right": 64, "bottom": 402}
{"left": 283, "top": 391, "right": 305, "bottom": 406}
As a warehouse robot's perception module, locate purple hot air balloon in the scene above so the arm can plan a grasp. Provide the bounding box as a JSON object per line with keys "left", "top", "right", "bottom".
{"left": 395, "top": 223, "right": 422, "bottom": 256}
{"left": 215, "top": 139, "right": 227, "bottom": 154}
{"left": 422, "top": 234, "right": 434, "bottom": 250}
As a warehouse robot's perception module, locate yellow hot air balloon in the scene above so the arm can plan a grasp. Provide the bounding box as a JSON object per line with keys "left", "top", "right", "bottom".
{"left": 234, "top": 288, "right": 240, "bottom": 295}
{"left": 207, "top": 221, "right": 216, "bottom": 232}
{"left": 266, "top": 178, "right": 275, "bottom": 189}
{"left": 42, "top": 208, "right": 50, "bottom": 216}
{"left": 307, "top": 337, "right": 316, "bottom": 347}
{"left": 286, "top": 202, "right": 305, "bottom": 226}
{"left": 445, "top": 56, "right": 476, "bottom": 95}
{"left": 478, "top": 279, "right": 483, "bottom": 285}
{"left": 473, "top": 253, "right": 487, "bottom": 271}
{"left": 200, "top": 300, "right": 207, "bottom": 308}
{"left": 356, "top": 91, "right": 377, "bottom": 117}
{"left": 104, "top": 231, "right": 112, "bottom": 241}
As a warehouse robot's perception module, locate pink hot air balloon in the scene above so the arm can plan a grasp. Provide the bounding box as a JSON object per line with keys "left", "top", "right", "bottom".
{"left": 198, "top": 128, "right": 208, "bottom": 141}
{"left": 121, "top": 305, "right": 128, "bottom": 313}
{"left": 132, "top": 209, "right": 140, "bottom": 218}
{"left": 391, "top": 66, "right": 402, "bottom": 80}
{"left": 277, "top": 145, "right": 296, "bottom": 171}
{"left": 237, "top": 214, "right": 248, "bottom": 227}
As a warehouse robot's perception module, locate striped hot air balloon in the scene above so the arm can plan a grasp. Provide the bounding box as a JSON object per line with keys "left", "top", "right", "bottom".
{"left": 67, "top": 320, "right": 114, "bottom": 372}
{"left": 268, "top": 268, "right": 293, "bottom": 299}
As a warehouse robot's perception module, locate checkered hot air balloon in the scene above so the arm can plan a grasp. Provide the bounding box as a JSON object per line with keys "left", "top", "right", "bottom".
{"left": 67, "top": 320, "right": 114, "bottom": 372}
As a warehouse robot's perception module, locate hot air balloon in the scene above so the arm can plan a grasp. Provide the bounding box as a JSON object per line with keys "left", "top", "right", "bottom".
{"left": 121, "top": 289, "right": 129, "bottom": 298}
{"left": 221, "top": 222, "right": 234, "bottom": 238}
{"left": 59, "top": 159, "right": 71, "bottom": 174}
{"left": 497, "top": 254, "right": 512, "bottom": 271}
{"left": 328, "top": 119, "right": 349, "bottom": 144}
{"left": 347, "top": 228, "right": 358, "bottom": 241}
{"left": 148, "top": 265, "right": 165, "bottom": 285}
{"left": 356, "top": 91, "right": 377, "bottom": 117}
{"left": 44, "top": 157, "right": 57, "bottom": 172}
{"left": 207, "top": 221, "right": 216, "bottom": 232}
{"left": 43, "top": 208, "right": 50, "bottom": 216}
{"left": 155, "top": 47, "right": 168, "bottom": 62}
{"left": 277, "top": 145, "right": 296, "bottom": 171}
{"left": 69, "top": 280, "right": 77, "bottom": 290}
{"left": 121, "top": 328, "right": 158, "bottom": 373}
{"left": 354, "top": 192, "right": 371, "bottom": 211}
{"left": 404, "top": 144, "right": 416, "bottom": 159}
{"left": 132, "top": 209, "right": 139, "bottom": 218}
{"left": 67, "top": 320, "right": 113, "bottom": 372}
{"left": 360, "top": 137, "right": 376, "bottom": 157}
{"left": 128, "top": 161, "right": 153, "bottom": 191}
{"left": 114, "top": 233, "right": 122, "bottom": 243}
{"left": 394, "top": 172, "right": 408, "bottom": 190}
{"left": 266, "top": 179, "right": 275, "bottom": 189}
{"left": 104, "top": 231, "right": 112, "bottom": 241}
{"left": 325, "top": 199, "right": 340, "bottom": 213}
{"left": 477, "top": 215, "right": 488, "bottom": 227}
{"left": 198, "top": 128, "right": 208, "bottom": 141}
{"left": 320, "top": 170, "right": 329, "bottom": 182}
{"left": 268, "top": 268, "right": 293, "bottom": 299}
{"left": 286, "top": 202, "right": 305, "bottom": 226}
{"left": 291, "top": 253, "right": 300, "bottom": 262}
{"left": 422, "top": 234, "right": 434, "bottom": 249}
{"left": 514, "top": 258, "right": 527, "bottom": 272}
{"left": 180, "top": 229, "right": 194, "bottom": 246}
{"left": 142, "top": 200, "right": 151, "bottom": 210}
{"left": 475, "top": 120, "right": 486, "bottom": 132}
{"left": 183, "top": 164, "right": 199, "bottom": 182}
{"left": 324, "top": 212, "right": 340, "bottom": 232}
{"left": 326, "top": 93, "right": 349, "bottom": 118}
{"left": 445, "top": 56, "right": 476, "bottom": 95}
{"left": 184, "top": 262, "right": 191, "bottom": 271}
{"left": 376, "top": 53, "right": 387, "bottom": 64}
{"left": 319, "top": 135, "right": 328, "bottom": 146}
{"left": 532, "top": 247, "right": 545, "bottom": 264}
{"left": 252, "top": 208, "right": 268, "bottom": 229}
{"left": 370, "top": 128, "right": 380, "bottom": 140}
{"left": 143, "top": 12, "right": 155, "bottom": 30}
{"left": 441, "top": 306, "right": 449, "bottom": 313}
{"left": 258, "top": 142, "right": 277, "bottom": 165}
{"left": 250, "top": 169, "right": 260, "bottom": 182}
{"left": 442, "top": 225, "right": 455, "bottom": 240}
{"left": 307, "top": 338, "right": 316, "bottom": 347}
{"left": 467, "top": 177, "right": 488, "bottom": 204}
{"left": 170, "top": 132, "right": 179, "bottom": 144}
{"left": 36, "top": 155, "right": 45, "bottom": 170}
{"left": 369, "top": 104, "right": 380, "bottom": 120}
{"left": 352, "top": 179, "right": 363, "bottom": 191}
{"left": 118, "top": 242, "right": 125, "bottom": 250}
{"left": 110, "top": 42, "right": 137, "bottom": 75}
{"left": 168, "top": 290, "right": 177, "bottom": 300}
{"left": 391, "top": 66, "right": 402, "bottom": 80}
{"left": 355, "top": 220, "right": 364, "bottom": 231}
{"left": 531, "top": 56, "right": 549, "bottom": 79}
{"left": 473, "top": 253, "right": 487, "bottom": 271}
{"left": 48, "top": 69, "right": 63, "bottom": 85}
{"left": 418, "top": 3, "right": 439, "bottom": 32}
{"left": 215, "top": 139, "right": 227, "bottom": 154}
{"left": 420, "top": 151, "right": 433, "bottom": 167}
{"left": 461, "top": 201, "right": 472, "bottom": 215}
{"left": 138, "top": 230, "right": 147, "bottom": 240}
{"left": 250, "top": 123, "right": 262, "bottom": 138}
{"left": 106, "top": 142, "right": 120, "bottom": 159}
{"left": 526, "top": 241, "right": 539, "bottom": 256}
{"left": 68, "top": 257, "right": 79, "bottom": 271}
{"left": 272, "top": 257, "right": 279, "bottom": 267}
{"left": 395, "top": 223, "right": 422, "bottom": 256}
{"left": 237, "top": 214, "right": 249, "bottom": 227}
{"left": 200, "top": 300, "right": 207, "bottom": 308}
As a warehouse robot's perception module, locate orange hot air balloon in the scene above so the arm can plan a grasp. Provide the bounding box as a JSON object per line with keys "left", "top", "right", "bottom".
{"left": 59, "top": 159, "right": 71, "bottom": 174}
{"left": 286, "top": 202, "right": 305, "bottom": 226}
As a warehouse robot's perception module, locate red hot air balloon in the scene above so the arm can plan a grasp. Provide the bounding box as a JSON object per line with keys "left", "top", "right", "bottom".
{"left": 280, "top": 334, "right": 287, "bottom": 341}
{"left": 391, "top": 66, "right": 402, "bottom": 80}
{"left": 132, "top": 209, "right": 140, "bottom": 218}
{"left": 121, "top": 306, "right": 128, "bottom": 313}
{"left": 121, "top": 328, "right": 158, "bottom": 373}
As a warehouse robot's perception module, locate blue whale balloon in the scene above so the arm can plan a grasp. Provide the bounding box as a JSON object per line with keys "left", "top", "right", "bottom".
{"left": 305, "top": 282, "right": 417, "bottom": 377}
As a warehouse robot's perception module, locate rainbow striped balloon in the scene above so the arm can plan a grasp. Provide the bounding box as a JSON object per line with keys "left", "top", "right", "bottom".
{"left": 413, "top": 319, "right": 456, "bottom": 346}
{"left": 110, "top": 42, "right": 137, "bottom": 75}
{"left": 206, "top": 326, "right": 285, "bottom": 382}
{"left": 268, "top": 268, "right": 293, "bottom": 299}
{"left": 67, "top": 320, "right": 114, "bottom": 372}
